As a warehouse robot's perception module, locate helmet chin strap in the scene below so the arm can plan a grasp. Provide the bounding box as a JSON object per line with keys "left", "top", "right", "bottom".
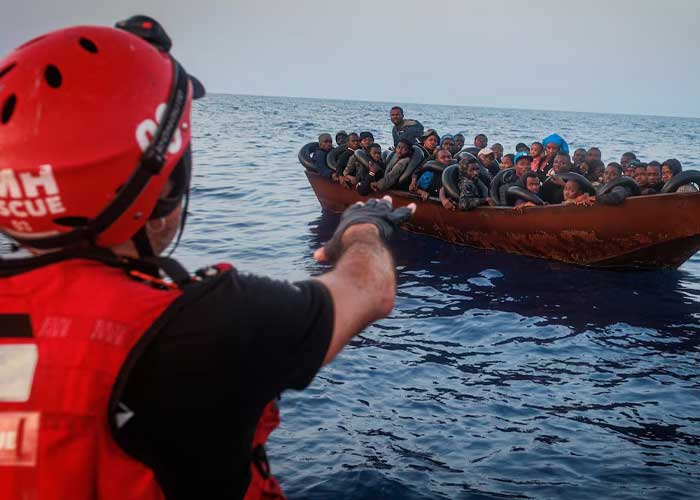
{"left": 132, "top": 226, "right": 155, "bottom": 257}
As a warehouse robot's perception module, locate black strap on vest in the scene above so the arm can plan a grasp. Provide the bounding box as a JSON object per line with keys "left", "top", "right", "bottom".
{"left": 8, "top": 56, "right": 190, "bottom": 251}
{"left": 0, "top": 247, "right": 192, "bottom": 287}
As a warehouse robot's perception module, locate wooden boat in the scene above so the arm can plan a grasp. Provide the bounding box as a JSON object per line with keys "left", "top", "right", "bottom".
{"left": 304, "top": 170, "right": 700, "bottom": 270}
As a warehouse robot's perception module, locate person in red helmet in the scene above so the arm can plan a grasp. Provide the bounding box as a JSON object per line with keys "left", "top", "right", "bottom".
{"left": 0, "top": 16, "right": 413, "bottom": 500}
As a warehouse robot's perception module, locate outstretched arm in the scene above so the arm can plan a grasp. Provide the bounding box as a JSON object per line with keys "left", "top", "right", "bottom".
{"left": 312, "top": 198, "right": 414, "bottom": 365}
{"left": 315, "top": 224, "right": 395, "bottom": 365}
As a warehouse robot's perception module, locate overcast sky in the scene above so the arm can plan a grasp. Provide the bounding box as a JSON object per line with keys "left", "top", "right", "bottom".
{"left": 2, "top": 0, "right": 699, "bottom": 118}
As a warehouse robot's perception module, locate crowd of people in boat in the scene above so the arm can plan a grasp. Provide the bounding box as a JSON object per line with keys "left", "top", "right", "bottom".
{"left": 306, "top": 106, "right": 698, "bottom": 211}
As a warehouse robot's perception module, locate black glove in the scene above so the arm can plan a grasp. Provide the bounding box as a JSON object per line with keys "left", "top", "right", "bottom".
{"left": 321, "top": 197, "right": 414, "bottom": 262}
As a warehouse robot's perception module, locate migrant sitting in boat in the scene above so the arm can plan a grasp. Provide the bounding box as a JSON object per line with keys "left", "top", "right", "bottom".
{"left": 457, "top": 156, "right": 492, "bottom": 211}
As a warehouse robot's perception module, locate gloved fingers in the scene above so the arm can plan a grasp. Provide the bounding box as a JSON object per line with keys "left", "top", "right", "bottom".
{"left": 386, "top": 203, "right": 416, "bottom": 225}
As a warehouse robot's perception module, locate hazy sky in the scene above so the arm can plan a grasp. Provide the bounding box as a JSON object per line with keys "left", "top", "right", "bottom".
{"left": 2, "top": 0, "right": 699, "bottom": 117}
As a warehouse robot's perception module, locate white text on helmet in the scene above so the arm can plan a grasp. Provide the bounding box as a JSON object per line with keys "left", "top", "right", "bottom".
{"left": 0, "top": 165, "right": 65, "bottom": 225}
{"left": 135, "top": 103, "right": 184, "bottom": 155}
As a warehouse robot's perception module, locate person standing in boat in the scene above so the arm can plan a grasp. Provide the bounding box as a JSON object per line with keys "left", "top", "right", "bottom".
{"left": 390, "top": 106, "right": 424, "bottom": 146}
{"left": 372, "top": 139, "right": 414, "bottom": 192}
{"left": 457, "top": 156, "right": 492, "bottom": 210}
{"left": 0, "top": 18, "right": 416, "bottom": 500}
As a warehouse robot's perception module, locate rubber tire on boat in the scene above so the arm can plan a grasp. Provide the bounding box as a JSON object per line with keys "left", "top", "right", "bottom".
{"left": 298, "top": 142, "right": 319, "bottom": 171}
{"left": 384, "top": 146, "right": 425, "bottom": 186}
{"left": 505, "top": 185, "right": 545, "bottom": 206}
{"left": 489, "top": 168, "right": 517, "bottom": 206}
{"left": 597, "top": 176, "right": 641, "bottom": 196}
{"left": 354, "top": 149, "right": 371, "bottom": 169}
{"left": 418, "top": 160, "right": 450, "bottom": 174}
{"left": 553, "top": 172, "right": 596, "bottom": 195}
{"left": 441, "top": 164, "right": 460, "bottom": 200}
{"left": 398, "top": 146, "right": 426, "bottom": 185}
{"left": 326, "top": 146, "right": 346, "bottom": 172}
{"left": 661, "top": 170, "right": 700, "bottom": 193}
{"left": 381, "top": 149, "right": 392, "bottom": 163}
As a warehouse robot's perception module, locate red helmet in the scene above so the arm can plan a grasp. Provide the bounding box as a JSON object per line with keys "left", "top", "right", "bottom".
{"left": 0, "top": 20, "right": 200, "bottom": 250}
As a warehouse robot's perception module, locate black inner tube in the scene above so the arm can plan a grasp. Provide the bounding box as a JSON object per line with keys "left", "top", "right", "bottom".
{"left": 354, "top": 149, "right": 371, "bottom": 169}
{"left": 416, "top": 160, "right": 449, "bottom": 175}
{"left": 298, "top": 142, "right": 319, "bottom": 171}
{"left": 326, "top": 146, "right": 347, "bottom": 172}
{"left": 505, "top": 185, "right": 545, "bottom": 206}
{"left": 441, "top": 164, "right": 460, "bottom": 200}
{"left": 398, "top": 146, "right": 426, "bottom": 185}
{"left": 598, "top": 176, "right": 641, "bottom": 196}
{"left": 661, "top": 170, "right": 700, "bottom": 193}
{"left": 553, "top": 171, "right": 596, "bottom": 195}
{"left": 489, "top": 168, "right": 517, "bottom": 206}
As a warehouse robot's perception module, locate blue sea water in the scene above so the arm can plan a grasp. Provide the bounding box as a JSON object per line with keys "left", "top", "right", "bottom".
{"left": 5, "top": 94, "right": 699, "bottom": 499}
{"left": 177, "top": 95, "right": 700, "bottom": 500}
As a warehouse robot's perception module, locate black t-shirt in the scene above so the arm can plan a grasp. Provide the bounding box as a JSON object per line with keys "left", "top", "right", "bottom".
{"left": 114, "top": 269, "right": 334, "bottom": 499}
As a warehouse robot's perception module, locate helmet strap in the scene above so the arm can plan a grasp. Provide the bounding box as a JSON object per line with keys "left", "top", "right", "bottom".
{"left": 132, "top": 226, "right": 155, "bottom": 258}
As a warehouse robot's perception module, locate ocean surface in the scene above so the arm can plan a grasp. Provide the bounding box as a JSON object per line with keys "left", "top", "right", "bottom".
{"left": 6, "top": 94, "right": 700, "bottom": 499}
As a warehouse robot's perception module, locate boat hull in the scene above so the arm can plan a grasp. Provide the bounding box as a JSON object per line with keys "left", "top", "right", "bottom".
{"left": 305, "top": 171, "right": 700, "bottom": 269}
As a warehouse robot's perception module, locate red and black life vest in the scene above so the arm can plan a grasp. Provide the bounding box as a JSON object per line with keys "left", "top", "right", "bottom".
{"left": 0, "top": 255, "right": 284, "bottom": 499}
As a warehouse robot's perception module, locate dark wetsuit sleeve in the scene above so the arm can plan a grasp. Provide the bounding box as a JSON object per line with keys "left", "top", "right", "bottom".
{"left": 597, "top": 186, "right": 629, "bottom": 206}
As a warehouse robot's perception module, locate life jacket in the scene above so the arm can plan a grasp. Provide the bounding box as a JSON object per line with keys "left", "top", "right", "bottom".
{"left": 0, "top": 254, "right": 284, "bottom": 499}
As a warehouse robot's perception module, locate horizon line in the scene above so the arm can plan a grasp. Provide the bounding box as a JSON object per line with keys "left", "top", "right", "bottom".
{"left": 206, "top": 91, "right": 700, "bottom": 121}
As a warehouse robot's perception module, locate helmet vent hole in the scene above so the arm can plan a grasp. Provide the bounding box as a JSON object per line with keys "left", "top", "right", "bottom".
{"left": 44, "top": 65, "right": 62, "bottom": 88}
{"left": 1, "top": 94, "right": 16, "bottom": 124}
{"left": 79, "top": 37, "right": 98, "bottom": 53}
{"left": 0, "top": 62, "right": 16, "bottom": 80}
